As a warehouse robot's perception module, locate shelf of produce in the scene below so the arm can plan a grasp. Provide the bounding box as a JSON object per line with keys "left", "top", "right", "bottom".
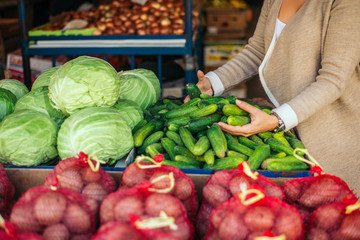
{"left": 17, "top": 0, "right": 199, "bottom": 89}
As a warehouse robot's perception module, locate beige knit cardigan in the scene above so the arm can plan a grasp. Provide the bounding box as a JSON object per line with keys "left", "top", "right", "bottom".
{"left": 213, "top": 0, "right": 360, "bottom": 194}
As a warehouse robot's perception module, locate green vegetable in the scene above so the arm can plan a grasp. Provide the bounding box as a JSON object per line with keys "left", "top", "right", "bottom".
{"left": 111, "top": 99, "right": 143, "bottom": 130}
{"left": 203, "top": 157, "right": 244, "bottom": 169}
{"left": 204, "top": 149, "right": 215, "bottom": 165}
{"left": 198, "top": 99, "right": 211, "bottom": 108}
{"left": 222, "top": 104, "right": 248, "bottom": 116}
{"left": 187, "top": 113, "right": 222, "bottom": 132}
{"left": 288, "top": 138, "right": 306, "bottom": 156}
{"left": 227, "top": 115, "right": 251, "bottom": 126}
{"left": 185, "top": 83, "right": 202, "bottom": 99}
{"left": 165, "top": 106, "right": 198, "bottom": 119}
{"left": 196, "top": 130, "right": 207, "bottom": 139}
{"left": 200, "top": 93, "right": 212, "bottom": 99}
{"left": 220, "top": 116, "right": 228, "bottom": 123}
{"left": 257, "top": 131, "right": 273, "bottom": 140}
{"left": 0, "top": 79, "right": 29, "bottom": 100}
{"left": 247, "top": 144, "right": 270, "bottom": 170}
{"left": 166, "top": 131, "right": 184, "bottom": 147}
{"left": 180, "top": 97, "right": 201, "bottom": 108}
{"left": 165, "top": 116, "right": 191, "bottom": 127}
{"left": 193, "top": 136, "right": 210, "bottom": 156}
{"left": 238, "top": 136, "right": 259, "bottom": 150}
{"left": 265, "top": 137, "right": 294, "bottom": 156}
{"left": 174, "top": 146, "right": 197, "bottom": 159}
{"left": 167, "top": 123, "right": 179, "bottom": 132}
{"left": 14, "top": 87, "right": 66, "bottom": 128}
{"left": 226, "top": 150, "right": 248, "bottom": 160}
{"left": 0, "top": 109, "right": 58, "bottom": 166}
{"left": 226, "top": 96, "right": 237, "bottom": 104}
{"left": 207, "top": 124, "right": 227, "bottom": 158}
{"left": 249, "top": 134, "right": 265, "bottom": 145}
{"left": 138, "top": 131, "right": 164, "bottom": 154}
{"left": 149, "top": 104, "right": 167, "bottom": 115}
{"left": 273, "top": 131, "right": 291, "bottom": 147}
{"left": 118, "top": 68, "right": 161, "bottom": 110}
{"left": 48, "top": 56, "right": 121, "bottom": 116}
{"left": 132, "top": 119, "right": 147, "bottom": 134}
{"left": 189, "top": 104, "right": 218, "bottom": 118}
{"left": 161, "top": 160, "right": 199, "bottom": 169}
{"left": 57, "top": 107, "right": 133, "bottom": 163}
{"left": 0, "top": 88, "right": 17, "bottom": 121}
{"left": 31, "top": 66, "right": 61, "bottom": 90}
{"left": 174, "top": 155, "right": 201, "bottom": 167}
{"left": 261, "top": 156, "right": 309, "bottom": 170}
{"left": 227, "top": 138, "right": 254, "bottom": 156}
{"left": 146, "top": 143, "right": 164, "bottom": 158}
{"left": 206, "top": 97, "right": 225, "bottom": 104}
{"left": 133, "top": 121, "right": 156, "bottom": 147}
{"left": 161, "top": 138, "right": 177, "bottom": 161}
{"left": 179, "top": 127, "right": 196, "bottom": 153}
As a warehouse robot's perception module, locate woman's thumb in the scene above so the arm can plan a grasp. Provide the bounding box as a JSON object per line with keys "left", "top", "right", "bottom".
{"left": 197, "top": 70, "right": 205, "bottom": 82}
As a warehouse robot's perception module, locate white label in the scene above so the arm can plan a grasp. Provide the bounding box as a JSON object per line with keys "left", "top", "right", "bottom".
{"left": 131, "top": 0, "right": 147, "bottom": 5}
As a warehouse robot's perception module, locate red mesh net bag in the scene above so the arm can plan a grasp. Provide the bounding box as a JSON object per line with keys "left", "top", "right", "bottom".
{"left": 120, "top": 154, "right": 198, "bottom": 221}
{"left": 0, "top": 215, "right": 43, "bottom": 240}
{"left": 100, "top": 179, "right": 194, "bottom": 240}
{"left": 44, "top": 152, "right": 116, "bottom": 204}
{"left": 9, "top": 179, "right": 97, "bottom": 240}
{"left": 197, "top": 162, "right": 285, "bottom": 238}
{"left": 306, "top": 200, "right": 360, "bottom": 240}
{"left": 283, "top": 157, "right": 358, "bottom": 222}
{"left": 0, "top": 164, "right": 15, "bottom": 218}
{"left": 205, "top": 186, "right": 304, "bottom": 240}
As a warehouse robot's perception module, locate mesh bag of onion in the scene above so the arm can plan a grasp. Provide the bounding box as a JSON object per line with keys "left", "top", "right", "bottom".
{"left": 9, "top": 180, "right": 96, "bottom": 240}
{"left": 44, "top": 152, "right": 116, "bottom": 204}
{"left": 283, "top": 165, "right": 358, "bottom": 222}
{"left": 0, "top": 215, "right": 43, "bottom": 240}
{"left": 205, "top": 187, "right": 304, "bottom": 240}
{"left": 120, "top": 154, "right": 198, "bottom": 221}
{"left": 197, "top": 162, "right": 284, "bottom": 238}
{"left": 100, "top": 178, "right": 194, "bottom": 240}
{"left": 0, "top": 164, "right": 15, "bottom": 218}
{"left": 306, "top": 200, "right": 360, "bottom": 240}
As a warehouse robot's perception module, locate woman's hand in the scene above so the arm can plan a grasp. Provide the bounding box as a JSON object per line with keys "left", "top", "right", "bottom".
{"left": 218, "top": 99, "right": 279, "bottom": 137}
{"left": 184, "top": 70, "right": 214, "bottom": 103}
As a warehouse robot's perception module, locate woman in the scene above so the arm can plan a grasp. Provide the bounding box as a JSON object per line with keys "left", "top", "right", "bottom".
{"left": 189, "top": 0, "right": 360, "bottom": 194}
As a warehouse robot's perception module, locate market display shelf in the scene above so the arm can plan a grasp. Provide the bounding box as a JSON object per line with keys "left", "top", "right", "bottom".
{"left": 17, "top": 0, "right": 199, "bottom": 89}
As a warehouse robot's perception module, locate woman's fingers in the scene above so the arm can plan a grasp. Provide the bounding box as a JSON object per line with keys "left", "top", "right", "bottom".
{"left": 235, "top": 99, "right": 263, "bottom": 115}
{"left": 184, "top": 95, "right": 191, "bottom": 103}
{"left": 197, "top": 70, "right": 206, "bottom": 82}
{"left": 217, "top": 122, "right": 253, "bottom": 137}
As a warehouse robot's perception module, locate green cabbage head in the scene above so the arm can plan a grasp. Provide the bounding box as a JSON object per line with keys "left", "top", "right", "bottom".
{"left": 15, "top": 86, "right": 66, "bottom": 128}
{"left": 118, "top": 68, "right": 161, "bottom": 110}
{"left": 31, "top": 65, "right": 61, "bottom": 90}
{"left": 48, "top": 56, "right": 121, "bottom": 116}
{"left": 111, "top": 99, "right": 143, "bottom": 130}
{"left": 0, "top": 109, "right": 58, "bottom": 166}
{"left": 0, "top": 79, "right": 29, "bottom": 100}
{"left": 57, "top": 107, "right": 134, "bottom": 164}
{"left": 0, "top": 88, "right": 17, "bottom": 122}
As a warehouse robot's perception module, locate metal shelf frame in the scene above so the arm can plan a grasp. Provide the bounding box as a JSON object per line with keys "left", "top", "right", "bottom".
{"left": 17, "top": 0, "right": 198, "bottom": 90}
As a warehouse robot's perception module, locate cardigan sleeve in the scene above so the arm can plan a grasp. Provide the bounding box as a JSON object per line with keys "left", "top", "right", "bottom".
{"left": 209, "top": 0, "right": 271, "bottom": 93}
{"left": 286, "top": 0, "right": 360, "bottom": 123}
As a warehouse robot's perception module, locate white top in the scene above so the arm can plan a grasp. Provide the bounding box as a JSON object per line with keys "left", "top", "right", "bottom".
{"left": 205, "top": 18, "right": 299, "bottom": 131}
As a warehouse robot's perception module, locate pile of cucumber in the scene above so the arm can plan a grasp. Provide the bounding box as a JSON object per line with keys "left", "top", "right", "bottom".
{"left": 131, "top": 83, "right": 309, "bottom": 171}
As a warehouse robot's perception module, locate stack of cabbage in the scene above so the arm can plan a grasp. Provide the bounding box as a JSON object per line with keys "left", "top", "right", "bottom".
{"left": 0, "top": 56, "right": 161, "bottom": 166}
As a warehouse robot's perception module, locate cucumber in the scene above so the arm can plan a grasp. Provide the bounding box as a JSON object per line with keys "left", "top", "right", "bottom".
{"left": 223, "top": 104, "right": 249, "bottom": 116}
{"left": 143, "top": 109, "right": 153, "bottom": 122}
{"left": 247, "top": 144, "right": 270, "bottom": 170}
{"left": 189, "top": 104, "right": 218, "bottom": 118}
{"left": 132, "top": 119, "right": 147, "bottom": 134}
{"left": 196, "top": 130, "right": 207, "bottom": 139}
{"left": 271, "top": 152, "right": 287, "bottom": 158}
{"left": 218, "top": 99, "right": 230, "bottom": 105}
{"left": 187, "top": 113, "right": 222, "bottom": 133}
{"left": 257, "top": 131, "right": 273, "bottom": 140}
{"left": 161, "top": 160, "right": 199, "bottom": 169}
{"left": 224, "top": 132, "right": 238, "bottom": 142}
{"left": 204, "top": 149, "right": 215, "bottom": 165}
{"left": 165, "top": 106, "right": 199, "bottom": 119}
{"left": 174, "top": 155, "right": 201, "bottom": 167}
{"left": 220, "top": 116, "right": 228, "bottom": 123}
{"left": 198, "top": 100, "right": 211, "bottom": 108}
{"left": 180, "top": 97, "right": 201, "bottom": 108}
{"left": 133, "top": 121, "right": 156, "bottom": 147}
{"left": 287, "top": 138, "right": 306, "bottom": 156}
{"left": 163, "top": 98, "right": 182, "bottom": 105}
{"left": 249, "top": 134, "right": 265, "bottom": 145}
{"left": 226, "top": 95, "right": 237, "bottom": 104}
{"left": 153, "top": 119, "right": 165, "bottom": 131}
{"left": 167, "top": 123, "right": 179, "bottom": 132}
{"left": 206, "top": 97, "right": 225, "bottom": 104}
{"left": 227, "top": 138, "right": 254, "bottom": 156}
{"left": 262, "top": 109, "right": 271, "bottom": 115}
{"left": 207, "top": 124, "right": 227, "bottom": 158}
{"left": 261, "top": 156, "right": 309, "bottom": 170}
{"left": 265, "top": 137, "right": 294, "bottom": 156}
{"left": 185, "top": 83, "right": 202, "bottom": 99}
{"left": 165, "top": 116, "right": 191, "bottom": 127}
{"left": 285, "top": 131, "right": 297, "bottom": 139}
{"left": 193, "top": 136, "right": 211, "bottom": 156}
{"left": 238, "top": 136, "right": 259, "bottom": 150}
{"left": 227, "top": 116, "right": 251, "bottom": 126}
{"left": 166, "top": 131, "right": 184, "bottom": 147}
{"left": 200, "top": 93, "right": 212, "bottom": 99}
{"left": 166, "top": 101, "right": 180, "bottom": 110}
{"left": 138, "top": 131, "right": 164, "bottom": 154}
{"left": 149, "top": 104, "right": 167, "bottom": 115}
{"left": 161, "top": 137, "right": 177, "bottom": 161}
{"left": 179, "top": 127, "right": 196, "bottom": 152}
{"left": 273, "top": 131, "right": 291, "bottom": 147}
{"left": 145, "top": 143, "right": 164, "bottom": 158}
{"left": 226, "top": 150, "right": 248, "bottom": 160}
{"left": 203, "top": 157, "right": 244, "bottom": 170}
{"left": 174, "top": 145, "right": 197, "bottom": 159}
